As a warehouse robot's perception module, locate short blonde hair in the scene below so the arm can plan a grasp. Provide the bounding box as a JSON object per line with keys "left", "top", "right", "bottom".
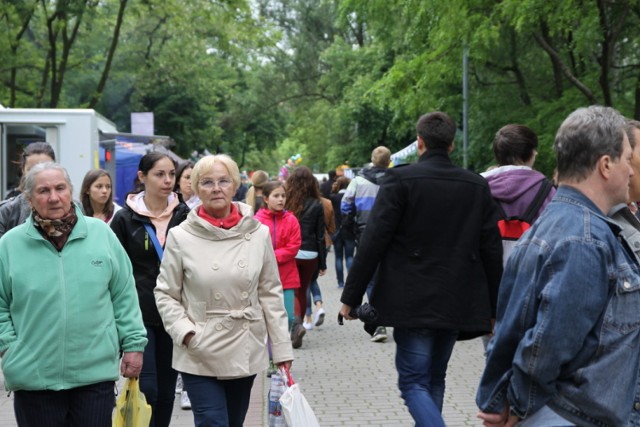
{"left": 191, "top": 154, "right": 241, "bottom": 193}
{"left": 371, "top": 146, "right": 391, "bottom": 167}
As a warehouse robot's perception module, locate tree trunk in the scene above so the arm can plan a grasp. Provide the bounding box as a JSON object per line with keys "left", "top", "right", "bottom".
{"left": 89, "top": 0, "right": 128, "bottom": 108}
{"left": 539, "top": 20, "right": 563, "bottom": 98}
{"left": 596, "top": 0, "right": 628, "bottom": 107}
{"left": 508, "top": 29, "right": 531, "bottom": 106}
{"left": 533, "top": 32, "right": 598, "bottom": 105}
{"left": 8, "top": 2, "right": 36, "bottom": 106}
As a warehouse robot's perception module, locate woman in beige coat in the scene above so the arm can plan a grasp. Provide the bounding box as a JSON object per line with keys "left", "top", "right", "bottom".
{"left": 155, "top": 154, "right": 293, "bottom": 427}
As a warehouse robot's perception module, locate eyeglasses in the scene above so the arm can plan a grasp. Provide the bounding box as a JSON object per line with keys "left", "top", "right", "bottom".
{"left": 199, "top": 178, "right": 233, "bottom": 190}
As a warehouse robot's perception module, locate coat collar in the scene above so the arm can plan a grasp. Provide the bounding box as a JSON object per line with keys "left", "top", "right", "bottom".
{"left": 182, "top": 201, "right": 262, "bottom": 240}
{"left": 419, "top": 148, "right": 452, "bottom": 163}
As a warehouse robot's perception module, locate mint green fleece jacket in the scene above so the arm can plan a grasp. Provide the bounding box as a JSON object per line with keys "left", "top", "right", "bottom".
{"left": 0, "top": 208, "right": 147, "bottom": 391}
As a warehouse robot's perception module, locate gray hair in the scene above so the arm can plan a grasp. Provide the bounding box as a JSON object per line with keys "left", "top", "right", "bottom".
{"left": 554, "top": 105, "right": 626, "bottom": 182}
{"left": 626, "top": 119, "right": 640, "bottom": 149}
{"left": 23, "top": 162, "right": 73, "bottom": 200}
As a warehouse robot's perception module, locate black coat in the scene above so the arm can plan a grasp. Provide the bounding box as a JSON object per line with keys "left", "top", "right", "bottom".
{"left": 340, "top": 149, "right": 503, "bottom": 340}
{"left": 296, "top": 198, "right": 327, "bottom": 270}
{"left": 110, "top": 201, "right": 189, "bottom": 326}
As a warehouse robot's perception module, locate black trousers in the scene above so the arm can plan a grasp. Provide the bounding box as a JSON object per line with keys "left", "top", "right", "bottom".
{"left": 14, "top": 380, "right": 114, "bottom": 427}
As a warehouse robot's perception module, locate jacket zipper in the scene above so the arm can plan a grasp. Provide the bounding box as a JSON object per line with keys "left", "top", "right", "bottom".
{"left": 59, "top": 250, "right": 67, "bottom": 386}
{"left": 271, "top": 215, "right": 277, "bottom": 250}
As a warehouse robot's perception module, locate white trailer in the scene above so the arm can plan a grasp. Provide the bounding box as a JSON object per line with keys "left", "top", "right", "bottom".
{"left": 0, "top": 107, "right": 176, "bottom": 202}
{"left": 0, "top": 108, "right": 118, "bottom": 199}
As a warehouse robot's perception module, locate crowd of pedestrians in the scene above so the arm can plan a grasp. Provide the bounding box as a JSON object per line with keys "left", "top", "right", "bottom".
{"left": 3, "top": 104, "right": 640, "bottom": 427}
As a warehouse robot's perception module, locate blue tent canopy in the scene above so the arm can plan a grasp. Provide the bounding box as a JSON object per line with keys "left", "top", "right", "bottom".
{"left": 99, "top": 145, "right": 143, "bottom": 205}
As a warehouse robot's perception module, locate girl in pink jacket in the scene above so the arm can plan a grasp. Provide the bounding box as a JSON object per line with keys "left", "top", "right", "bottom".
{"left": 254, "top": 181, "right": 302, "bottom": 330}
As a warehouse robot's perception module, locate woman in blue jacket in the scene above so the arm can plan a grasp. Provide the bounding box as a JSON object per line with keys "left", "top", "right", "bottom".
{"left": 111, "top": 152, "right": 189, "bottom": 427}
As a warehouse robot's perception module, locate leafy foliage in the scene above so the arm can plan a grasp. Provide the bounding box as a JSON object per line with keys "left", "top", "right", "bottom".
{"left": 2, "top": 0, "right": 640, "bottom": 177}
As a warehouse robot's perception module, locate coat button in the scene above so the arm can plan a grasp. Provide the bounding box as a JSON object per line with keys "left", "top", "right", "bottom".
{"left": 214, "top": 293, "right": 222, "bottom": 300}
{"left": 634, "top": 401, "right": 640, "bottom": 411}
{"left": 243, "top": 323, "right": 249, "bottom": 329}
{"left": 624, "top": 281, "right": 631, "bottom": 289}
{"left": 244, "top": 233, "right": 251, "bottom": 240}
{"left": 215, "top": 323, "right": 223, "bottom": 331}
{"left": 241, "top": 292, "right": 248, "bottom": 299}
{"left": 238, "top": 260, "right": 246, "bottom": 268}
{"left": 212, "top": 264, "right": 219, "bottom": 270}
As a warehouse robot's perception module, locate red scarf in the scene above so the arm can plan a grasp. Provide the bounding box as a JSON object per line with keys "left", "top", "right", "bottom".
{"left": 198, "top": 203, "right": 242, "bottom": 229}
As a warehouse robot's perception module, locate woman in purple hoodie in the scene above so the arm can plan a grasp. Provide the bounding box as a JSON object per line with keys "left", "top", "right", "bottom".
{"left": 482, "top": 124, "right": 555, "bottom": 229}
{"left": 482, "top": 124, "right": 556, "bottom": 257}
{"left": 480, "top": 124, "right": 556, "bottom": 351}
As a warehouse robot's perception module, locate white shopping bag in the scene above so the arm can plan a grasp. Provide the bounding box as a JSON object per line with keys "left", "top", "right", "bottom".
{"left": 278, "top": 367, "right": 320, "bottom": 427}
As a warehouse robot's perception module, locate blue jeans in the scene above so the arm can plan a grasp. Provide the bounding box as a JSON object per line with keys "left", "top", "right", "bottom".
{"left": 517, "top": 405, "right": 575, "bottom": 426}
{"left": 141, "top": 325, "right": 177, "bottom": 427}
{"left": 394, "top": 327, "right": 458, "bottom": 427}
{"left": 333, "top": 234, "right": 355, "bottom": 286}
{"left": 182, "top": 373, "right": 256, "bottom": 427}
{"left": 306, "top": 279, "right": 323, "bottom": 316}
{"left": 14, "top": 381, "right": 114, "bottom": 427}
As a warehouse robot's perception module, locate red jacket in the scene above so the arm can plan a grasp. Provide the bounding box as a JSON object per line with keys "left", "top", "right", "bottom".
{"left": 254, "top": 208, "right": 302, "bottom": 290}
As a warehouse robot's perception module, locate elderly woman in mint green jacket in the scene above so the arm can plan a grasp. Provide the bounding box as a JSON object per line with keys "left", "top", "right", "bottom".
{"left": 0, "top": 163, "right": 147, "bottom": 427}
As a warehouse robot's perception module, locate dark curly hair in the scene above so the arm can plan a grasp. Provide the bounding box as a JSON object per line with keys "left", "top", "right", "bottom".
{"left": 284, "top": 166, "right": 320, "bottom": 218}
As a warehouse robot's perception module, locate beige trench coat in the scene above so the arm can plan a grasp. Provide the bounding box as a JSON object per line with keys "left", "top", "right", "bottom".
{"left": 155, "top": 202, "right": 293, "bottom": 378}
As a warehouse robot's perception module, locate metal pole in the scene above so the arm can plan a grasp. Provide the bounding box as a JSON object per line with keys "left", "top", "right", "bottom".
{"left": 462, "top": 46, "right": 469, "bottom": 169}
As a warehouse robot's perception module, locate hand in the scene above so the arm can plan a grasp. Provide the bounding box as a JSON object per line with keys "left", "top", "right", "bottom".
{"left": 120, "top": 351, "right": 143, "bottom": 378}
{"left": 318, "top": 269, "right": 326, "bottom": 277}
{"left": 277, "top": 360, "right": 292, "bottom": 371}
{"left": 478, "top": 406, "right": 519, "bottom": 427}
{"left": 339, "top": 304, "right": 354, "bottom": 320}
{"left": 183, "top": 332, "right": 195, "bottom": 347}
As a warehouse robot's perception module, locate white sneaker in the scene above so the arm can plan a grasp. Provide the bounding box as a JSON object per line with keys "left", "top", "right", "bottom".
{"left": 180, "top": 391, "right": 191, "bottom": 410}
{"left": 314, "top": 308, "right": 325, "bottom": 327}
{"left": 302, "top": 321, "right": 314, "bottom": 331}
{"left": 175, "top": 374, "right": 183, "bottom": 394}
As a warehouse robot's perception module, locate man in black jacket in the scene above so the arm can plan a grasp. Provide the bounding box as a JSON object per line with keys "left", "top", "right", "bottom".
{"left": 340, "top": 111, "right": 503, "bottom": 427}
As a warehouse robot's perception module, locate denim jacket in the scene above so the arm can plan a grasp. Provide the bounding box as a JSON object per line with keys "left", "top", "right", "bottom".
{"left": 611, "top": 204, "right": 640, "bottom": 427}
{"left": 476, "top": 186, "right": 640, "bottom": 427}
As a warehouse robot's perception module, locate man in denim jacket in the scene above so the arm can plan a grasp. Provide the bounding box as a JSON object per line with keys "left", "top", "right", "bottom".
{"left": 476, "top": 106, "right": 640, "bottom": 427}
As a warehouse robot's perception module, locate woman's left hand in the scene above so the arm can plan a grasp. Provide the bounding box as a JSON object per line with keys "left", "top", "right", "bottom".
{"left": 318, "top": 269, "right": 326, "bottom": 276}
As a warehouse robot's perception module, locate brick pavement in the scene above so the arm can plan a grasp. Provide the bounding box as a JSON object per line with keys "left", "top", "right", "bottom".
{"left": 0, "top": 250, "right": 487, "bottom": 426}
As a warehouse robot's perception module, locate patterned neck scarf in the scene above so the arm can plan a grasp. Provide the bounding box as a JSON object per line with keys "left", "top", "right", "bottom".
{"left": 33, "top": 206, "right": 78, "bottom": 251}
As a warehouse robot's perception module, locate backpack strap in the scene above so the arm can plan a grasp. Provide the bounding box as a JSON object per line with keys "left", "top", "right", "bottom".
{"left": 493, "top": 198, "right": 509, "bottom": 220}
{"left": 521, "top": 179, "right": 553, "bottom": 224}
{"left": 143, "top": 222, "right": 164, "bottom": 261}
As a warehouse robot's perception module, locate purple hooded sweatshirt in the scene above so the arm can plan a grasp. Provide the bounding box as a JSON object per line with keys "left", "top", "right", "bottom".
{"left": 481, "top": 165, "right": 556, "bottom": 223}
